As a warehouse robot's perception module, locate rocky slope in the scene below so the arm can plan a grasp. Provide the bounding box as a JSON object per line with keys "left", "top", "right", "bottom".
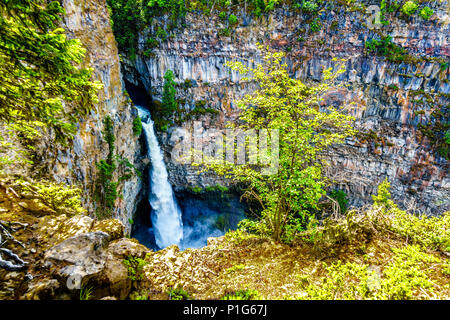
{"left": 0, "top": 179, "right": 149, "bottom": 300}
{"left": 122, "top": 1, "right": 449, "bottom": 214}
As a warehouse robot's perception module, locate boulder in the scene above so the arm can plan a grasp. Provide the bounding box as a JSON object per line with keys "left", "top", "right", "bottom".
{"left": 92, "top": 219, "right": 124, "bottom": 241}
{"left": 107, "top": 238, "right": 150, "bottom": 259}
{"left": 44, "top": 232, "right": 110, "bottom": 286}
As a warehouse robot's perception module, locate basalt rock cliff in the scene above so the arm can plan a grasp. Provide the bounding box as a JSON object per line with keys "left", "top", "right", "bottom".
{"left": 121, "top": 1, "right": 449, "bottom": 214}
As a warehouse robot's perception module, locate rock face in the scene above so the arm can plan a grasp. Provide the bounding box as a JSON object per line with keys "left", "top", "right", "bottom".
{"left": 122, "top": 2, "right": 449, "bottom": 213}
{"left": 33, "top": 0, "right": 144, "bottom": 232}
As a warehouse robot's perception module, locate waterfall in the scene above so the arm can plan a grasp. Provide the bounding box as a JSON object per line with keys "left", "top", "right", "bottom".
{"left": 136, "top": 106, "right": 183, "bottom": 249}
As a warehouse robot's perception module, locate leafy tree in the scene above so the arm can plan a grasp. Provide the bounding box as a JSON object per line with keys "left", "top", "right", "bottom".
{"left": 161, "top": 69, "right": 177, "bottom": 116}
{"left": 201, "top": 44, "right": 356, "bottom": 242}
{"left": 0, "top": 0, "right": 102, "bottom": 145}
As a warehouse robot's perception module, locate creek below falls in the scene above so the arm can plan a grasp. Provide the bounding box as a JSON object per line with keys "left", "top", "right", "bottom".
{"left": 125, "top": 80, "right": 247, "bottom": 251}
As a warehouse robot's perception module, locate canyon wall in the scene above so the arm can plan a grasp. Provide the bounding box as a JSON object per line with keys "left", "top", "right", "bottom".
{"left": 36, "top": 0, "right": 144, "bottom": 233}
{"left": 122, "top": 1, "right": 449, "bottom": 214}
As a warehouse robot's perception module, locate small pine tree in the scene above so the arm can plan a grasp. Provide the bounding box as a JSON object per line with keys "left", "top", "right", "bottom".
{"left": 161, "top": 69, "right": 177, "bottom": 117}
{"left": 372, "top": 178, "right": 395, "bottom": 210}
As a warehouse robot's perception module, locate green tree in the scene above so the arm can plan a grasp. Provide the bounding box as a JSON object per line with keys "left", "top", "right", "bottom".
{"left": 0, "top": 0, "right": 102, "bottom": 145}
{"left": 161, "top": 69, "right": 177, "bottom": 116}
{"left": 201, "top": 44, "right": 356, "bottom": 242}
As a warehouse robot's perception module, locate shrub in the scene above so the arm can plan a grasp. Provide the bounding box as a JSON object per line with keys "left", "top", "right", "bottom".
{"left": 132, "top": 115, "right": 142, "bottom": 136}
{"left": 222, "top": 289, "right": 261, "bottom": 300}
{"left": 226, "top": 264, "right": 246, "bottom": 273}
{"left": 303, "top": 261, "right": 372, "bottom": 299}
{"left": 205, "top": 184, "right": 229, "bottom": 192}
{"left": 302, "top": 1, "right": 318, "bottom": 13}
{"left": 167, "top": 287, "right": 191, "bottom": 300}
{"left": 419, "top": 6, "right": 433, "bottom": 20}
{"left": 329, "top": 189, "right": 348, "bottom": 214}
{"left": 156, "top": 27, "right": 168, "bottom": 41}
{"left": 377, "top": 245, "right": 438, "bottom": 299}
{"left": 123, "top": 256, "right": 148, "bottom": 281}
{"left": 16, "top": 179, "right": 86, "bottom": 216}
{"left": 162, "top": 69, "right": 177, "bottom": 117}
{"left": 228, "top": 14, "right": 238, "bottom": 25}
{"left": 309, "top": 18, "right": 321, "bottom": 32}
{"left": 302, "top": 245, "right": 440, "bottom": 300}
{"left": 365, "top": 36, "right": 407, "bottom": 63}
{"left": 401, "top": 1, "right": 418, "bottom": 15}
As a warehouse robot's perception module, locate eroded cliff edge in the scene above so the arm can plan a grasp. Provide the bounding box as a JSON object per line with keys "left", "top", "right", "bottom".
{"left": 120, "top": 1, "right": 449, "bottom": 214}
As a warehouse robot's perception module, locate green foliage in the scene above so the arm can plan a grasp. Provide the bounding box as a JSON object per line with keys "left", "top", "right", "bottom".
{"left": 188, "top": 186, "right": 203, "bottom": 193}
{"left": 123, "top": 256, "right": 148, "bottom": 281}
{"left": 181, "top": 106, "right": 219, "bottom": 121}
{"left": 226, "top": 264, "right": 246, "bottom": 273}
{"left": 95, "top": 116, "right": 117, "bottom": 217}
{"left": 132, "top": 115, "right": 143, "bottom": 136}
{"left": 205, "top": 184, "right": 229, "bottom": 193}
{"left": 401, "top": 1, "right": 418, "bottom": 16}
{"left": 302, "top": 1, "right": 318, "bottom": 14}
{"left": 445, "top": 130, "right": 450, "bottom": 145}
{"left": 202, "top": 44, "right": 355, "bottom": 242}
{"left": 95, "top": 116, "right": 138, "bottom": 218}
{"left": 224, "top": 228, "right": 259, "bottom": 245}
{"left": 228, "top": 14, "right": 238, "bottom": 25}
{"left": 162, "top": 70, "right": 177, "bottom": 117}
{"left": 103, "top": 116, "right": 116, "bottom": 163}
{"left": 302, "top": 245, "right": 440, "bottom": 300}
{"left": 16, "top": 178, "right": 86, "bottom": 216}
{"left": 156, "top": 27, "right": 168, "bottom": 41}
{"left": 218, "top": 27, "right": 231, "bottom": 37}
{"left": 79, "top": 286, "right": 94, "bottom": 300}
{"left": 0, "top": 0, "right": 102, "bottom": 147}
{"left": 129, "top": 290, "right": 149, "bottom": 300}
{"left": 107, "top": 0, "right": 147, "bottom": 58}
{"left": 299, "top": 180, "right": 450, "bottom": 254}
{"left": 329, "top": 189, "right": 348, "bottom": 214}
{"left": 167, "top": 286, "right": 191, "bottom": 300}
{"left": 309, "top": 18, "right": 321, "bottom": 32}
{"left": 371, "top": 178, "right": 394, "bottom": 210}
{"left": 222, "top": 289, "right": 261, "bottom": 300}
{"left": 303, "top": 261, "right": 373, "bottom": 299}
{"left": 378, "top": 245, "right": 438, "bottom": 299}
{"left": 148, "top": 0, "right": 187, "bottom": 21}
{"left": 372, "top": 179, "right": 450, "bottom": 252}
{"left": 419, "top": 6, "right": 433, "bottom": 20}
{"left": 95, "top": 160, "right": 118, "bottom": 216}
{"left": 365, "top": 36, "right": 407, "bottom": 63}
